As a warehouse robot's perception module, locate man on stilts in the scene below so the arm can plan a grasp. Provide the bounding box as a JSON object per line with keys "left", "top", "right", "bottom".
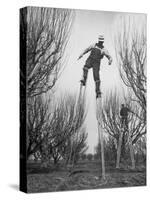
{"left": 78, "top": 35, "right": 112, "bottom": 98}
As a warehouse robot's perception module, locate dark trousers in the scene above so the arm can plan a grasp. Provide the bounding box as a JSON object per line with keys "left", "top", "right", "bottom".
{"left": 121, "top": 117, "right": 128, "bottom": 129}
{"left": 82, "top": 57, "right": 100, "bottom": 93}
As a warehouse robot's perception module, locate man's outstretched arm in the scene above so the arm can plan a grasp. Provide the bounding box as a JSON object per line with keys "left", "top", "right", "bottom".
{"left": 102, "top": 48, "right": 113, "bottom": 65}
{"left": 78, "top": 44, "right": 94, "bottom": 60}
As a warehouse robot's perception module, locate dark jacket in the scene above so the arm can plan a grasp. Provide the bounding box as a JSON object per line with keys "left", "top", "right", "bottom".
{"left": 79, "top": 43, "right": 112, "bottom": 64}
{"left": 120, "top": 107, "right": 130, "bottom": 118}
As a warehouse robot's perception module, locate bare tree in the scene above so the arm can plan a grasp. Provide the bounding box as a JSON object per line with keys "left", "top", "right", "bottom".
{"left": 101, "top": 91, "right": 146, "bottom": 151}
{"left": 115, "top": 17, "right": 146, "bottom": 123}
{"left": 50, "top": 93, "right": 87, "bottom": 165}
{"left": 95, "top": 135, "right": 116, "bottom": 163}
{"left": 72, "top": 128, "right": 88, "bottom": 164}
{"left": 86, "top": 153, "right": 93, "bottom": 161}
{"left": 61, "top": 128, "right": 88, "bottom": 165}
{"left": 37, "top": 93, "right": 87, "bottom": 165}
{"left": 27, "top": 96, "right": 51, "bottom": 159}
{"left": 21, "top": 7, "right": 74, "bottom": 97}
{"left": 134, "top": 135, "right": 146, "bottom": 163}
{"left": 23, "top": 6, "right": 75, "bottom": 161}
{"left": 81, "top": 154, "right": 87, "bottom": 161}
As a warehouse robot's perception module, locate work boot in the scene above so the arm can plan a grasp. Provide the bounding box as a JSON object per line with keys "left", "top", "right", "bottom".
{"left": 95, "top": 80, "right": 101, "bottom": 98}
{"left": 80, "top": 67, "right": 88, "bottom": 86}
{"left": 80, "top": 79, "right": 86, "bottom": 86}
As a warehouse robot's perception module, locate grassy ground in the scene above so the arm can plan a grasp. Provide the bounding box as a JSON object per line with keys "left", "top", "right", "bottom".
{"left": 27, "top": 160, "right": 146, "bottom": 193}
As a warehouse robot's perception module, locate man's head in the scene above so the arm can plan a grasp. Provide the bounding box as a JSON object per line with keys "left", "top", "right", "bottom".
{"left": 121, "top": 104, "right": 124, "bottom": 108}
{"left": 98, "top": 35, "right": 104, "bottom": 45}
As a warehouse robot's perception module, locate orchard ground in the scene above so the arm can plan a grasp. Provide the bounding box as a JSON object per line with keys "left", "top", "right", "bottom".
{"left": 27, "top": 160, "right": 146, "bottom": 193}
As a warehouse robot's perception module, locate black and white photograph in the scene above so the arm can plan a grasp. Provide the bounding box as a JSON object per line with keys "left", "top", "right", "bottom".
{"left": 20, "top": 6, "right": 147, "bottom": 193}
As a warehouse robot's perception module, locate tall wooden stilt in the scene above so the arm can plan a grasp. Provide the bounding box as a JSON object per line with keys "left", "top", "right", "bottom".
{"left": 96, "top": 98, "right": 105, "bottom": 180}
{"left": 128, "top": 133, "right": 135, "bottom": 169}
{"left": 116, "top": 130, "right": 123, "bottom": 169}
{"left": 68, "top": 83, "right": 87, "bottom": 168}
{"left": 68, "top": 84, "right": 83, "bottom": 167}
{"left": 116, "top": 124, "right": 135, "bottom": 169}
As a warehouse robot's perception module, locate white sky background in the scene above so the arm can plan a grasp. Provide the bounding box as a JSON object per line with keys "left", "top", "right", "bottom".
{"left": 55, "top": 10, "right": 146, "bottom": 153}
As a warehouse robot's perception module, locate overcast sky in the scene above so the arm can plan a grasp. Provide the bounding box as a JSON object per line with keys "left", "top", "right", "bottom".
{"left": 56, "top": 9, "right": 146, "bottom": 153}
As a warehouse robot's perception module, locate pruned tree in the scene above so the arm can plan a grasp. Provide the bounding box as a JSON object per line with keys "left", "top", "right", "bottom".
{"left": 93, "top": 153, "right": 99, "bottom": 161}
{"left": 95, "top": 135, "right": 116, "bottom": 163}
{"left": 37, "top": 92, "right": 87, "bottom": 165}
{"left": 72, "top": 128, "right": 88, "bottom": 164}
{"left": 20, "top": 7, "right": 74, "bottom": 97}
{"left": 115, "top": 16, "right": 146, "bottom": 124}
{"left": 86, "top": 153, "right": 93, "bottom": 161}
{"left": 27, "top": 95, "right": 51, "bottom": 159}
{"left": 50, "top": 94, "right": 87, "bottom": 165}
{"left": 62, "top": 128, "right": 88, "bottom": 165}
{"left": 81, "top": 154, "right": 87, "bottom": 161}
{"left": 101, "top": 91, "right": 146, "bottom": 157}
{"left": 134, "top": 135, "right": 146, "bottom": 163}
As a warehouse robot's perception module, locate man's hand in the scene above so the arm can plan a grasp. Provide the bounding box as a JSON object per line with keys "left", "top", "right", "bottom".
{"left": 108, "top": 60, "right": 112, "bottom": 65}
